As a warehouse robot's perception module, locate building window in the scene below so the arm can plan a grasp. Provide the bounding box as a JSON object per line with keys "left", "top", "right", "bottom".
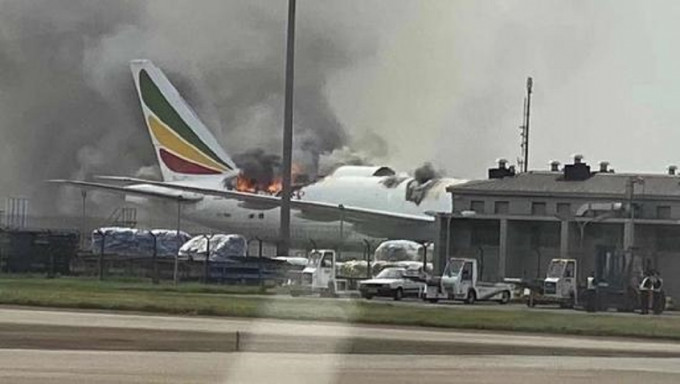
{"left": 657, "top": 206, "right": 671, "bottom": 220}
{"left": 557, "top": 203, "right": 571, "bottom": 217}
{"left": 470, "top": 200, "right": 485, "bottom": 214}
{"left": 494, "top": 201, "right": 509, "bottom": 214}
{"left": 531, "top": 202, "right": 547, "bottom": 216}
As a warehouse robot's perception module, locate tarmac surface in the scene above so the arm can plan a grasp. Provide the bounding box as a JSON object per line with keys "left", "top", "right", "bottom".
{"left": 1, "top": 350, "right": 680, "bottom": 384}
{"left": 2, "top": 307, "right": 680, "bottom": 383}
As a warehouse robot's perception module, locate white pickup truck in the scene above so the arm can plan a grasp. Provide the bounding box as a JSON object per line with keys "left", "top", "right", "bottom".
{"left": 423, "top": 258, "right": 512, "bottom": 304}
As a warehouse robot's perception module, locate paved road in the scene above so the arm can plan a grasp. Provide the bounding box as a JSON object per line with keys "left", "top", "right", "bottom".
{"left": 3, "top": 308, "right": 680, "bottom": 383}
{"left": 2, "top": 307, "right": 680, "bottom": 356}
{"left": 1, "top": 350, "right": 679, "bottom": 384}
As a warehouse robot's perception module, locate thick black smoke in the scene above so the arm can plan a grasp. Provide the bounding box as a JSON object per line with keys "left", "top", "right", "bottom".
{"left": 0, "top": 0, "right": 381, "bottom": 215}
{"left": 231, "top": 149, "right": 281, "bottom": 190}
{"left": 413, "top": 162, "right": 442, "bottom": 184}
{"left": 0, "top": 1, "right": 149, "bottom": 214}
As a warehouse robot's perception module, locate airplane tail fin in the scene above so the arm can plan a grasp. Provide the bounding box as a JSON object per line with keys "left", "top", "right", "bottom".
{"left": 130, "top": 59, "right": 238, "bottom": 182}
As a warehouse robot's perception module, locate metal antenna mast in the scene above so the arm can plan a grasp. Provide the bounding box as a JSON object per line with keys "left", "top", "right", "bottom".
{"left": 519, "top": 77, "right": 533, "bottom": 173}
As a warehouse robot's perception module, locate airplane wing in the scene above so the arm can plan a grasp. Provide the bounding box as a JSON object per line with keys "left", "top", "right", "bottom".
{"left": 94, "top": 176, "right": 435, "bottom": 227}
{"left": 48, "top": 180, "right": 203, "bottom": 202}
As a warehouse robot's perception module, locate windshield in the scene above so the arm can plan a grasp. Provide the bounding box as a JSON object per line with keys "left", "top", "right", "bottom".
{"left": 308, "top": 252, "right": 322, "bottom": 267}
{"left": 546, "top": 261, "right": 566, "bottom": 278}
{"left": 376, "top": 268, "right": 404, "bottom": 279}
{"left": 445, "top": 259, "right": 465, "bottom": 276}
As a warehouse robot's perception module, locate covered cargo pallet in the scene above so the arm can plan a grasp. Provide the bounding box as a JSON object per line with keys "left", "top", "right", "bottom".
{"left": 178, "top": 234, "right": 247, "bottom": 261}
{"left": 91, "top": 227, "right": 191, "bottom": 258}
{"left": 338, "top": 240, "right": 434, "bottom": 278}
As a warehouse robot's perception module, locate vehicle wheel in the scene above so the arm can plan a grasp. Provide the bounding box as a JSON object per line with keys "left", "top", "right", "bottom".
{"left": 499, "top": 290, "right": 510, "bottom": 305}
{"left": 327, "top": 282, "right": 337, "bottom": 298}
{"left": 465, "top": 290, "right": 476, "bottom": 305}
{"left": 393, "top": 287, "right": 404, "bottom": 301}
{"left": 290, "top": 290, "right": 300, "bottom": 297}
{"left": 362, "top": 293, "right": 373, "bottom": 300}
{"left": 426, "top": 298, "right": 439, "bottom": 303}
{"left": 559, "top": 294, "right": 576, "bottom": 309}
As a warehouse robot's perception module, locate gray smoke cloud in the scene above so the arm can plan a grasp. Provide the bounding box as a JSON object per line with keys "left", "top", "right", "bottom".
{"left": 0, "top": 0, "right": 383, "bottom": 216}
{"left": 0, "top": 1, "right": 148, "bottom": 215}
{"left": 317, "top": 146, "right": 373, "bottom": 177}
{"left": 4, "top": 0, "right": 662, "bottom": 223}
{"left": 413, "top": 162, "right": 442, "bottom": 184}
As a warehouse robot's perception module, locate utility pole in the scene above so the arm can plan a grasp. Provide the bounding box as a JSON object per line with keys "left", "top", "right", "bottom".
{"left": 278, "top": 0, "right": 296, "bottom": 256}
{"left": 519, "top": 77, "right": 533, "bottom": 173}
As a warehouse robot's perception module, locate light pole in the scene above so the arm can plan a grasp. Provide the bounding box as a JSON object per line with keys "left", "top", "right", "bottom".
{"left": 149, "top": 230, "right": 159, "bottom": 285}
{"left": 625, "top": 176, "right": 644, "bottom": 259}
{"left": 95, "top": 228, "right": 106, "bottom": 281}
{"left": 202, "top": 233, "right": 215, "bottom": 284}
{"left": 363, "top": 239, "right": 373, "bottom": 278}
{"left": 174, "top": 198, "right": 182, "bottom": 285}
{"left": 338, "top": 204, "right": 345, "bottom": 259}
{"left": 278, "top": 0, "right": 297, "bottom": 256}
{"left": 80, "top": 190, "right": 87, "bottom": 250}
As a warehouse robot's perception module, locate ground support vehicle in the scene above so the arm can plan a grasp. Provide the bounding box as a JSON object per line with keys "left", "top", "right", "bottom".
{"left": 517, "top": 259, "right": 578, "bottom": 308}
{"left": 289, "top": 250, "right": 361, "bottom": 297}
{"left": 520, "top": 247, "right": 668, "bottom": 313}
{"left": 423, "top": 258, "right": 512, "bottom": 304}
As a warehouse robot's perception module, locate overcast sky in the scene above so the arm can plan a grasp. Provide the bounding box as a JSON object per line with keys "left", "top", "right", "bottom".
{"left": 1, "top": 0, "right": 679, "bottom": 211}
{"left": 329, "top": 0, "right": 680, "bottom": 176}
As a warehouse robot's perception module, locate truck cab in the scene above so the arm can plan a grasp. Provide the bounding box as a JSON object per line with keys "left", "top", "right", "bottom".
{"left": 291, "top": 249, "right": 354, "bottom": 296}
{"left": 425, "top": 258, "right": 512, "bottom": 304}
{"left": 543, "top": 259, "right": 578, "bottom": 306}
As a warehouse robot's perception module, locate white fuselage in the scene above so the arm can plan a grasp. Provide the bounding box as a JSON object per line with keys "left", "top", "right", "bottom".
{"left": 129, "top": 171, "right": 462, "bottom": 247}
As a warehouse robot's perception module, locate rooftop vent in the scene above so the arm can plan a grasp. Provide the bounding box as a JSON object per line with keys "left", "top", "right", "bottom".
{"left": 497, "top": 158, "right": 508, "bottom": 169}
{"left": 599, "top": 161, "right": 610, "bottom": 173}
{"left": 563, "top": 154, "right": 591, "bottom": 181}
{"left": 549, "top": 160, "right": 560, "bottom": 172}
{"left": 488, "top": 158, "right": 516, "bottom": 179}
{"left": 669, "top": 165, "right": 678, "bottom": 176}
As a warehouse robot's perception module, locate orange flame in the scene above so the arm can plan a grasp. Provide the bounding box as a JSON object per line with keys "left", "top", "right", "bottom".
{"left": 233, "top": 163, "right": 304, "bottom": 195}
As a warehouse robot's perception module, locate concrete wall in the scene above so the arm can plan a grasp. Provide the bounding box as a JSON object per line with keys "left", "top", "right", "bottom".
{"left": 454, "top": 193, "right": 680, "bottom": 221}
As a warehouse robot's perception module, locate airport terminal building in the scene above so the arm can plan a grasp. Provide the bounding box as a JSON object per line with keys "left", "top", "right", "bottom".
{"left": 434, "top": 156, "right": 680, "bottom": 301}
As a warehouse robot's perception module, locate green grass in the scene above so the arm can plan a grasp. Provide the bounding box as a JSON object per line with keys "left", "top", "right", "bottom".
{"left": 1, "top": 275, "right": 680, "bottom": 340}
